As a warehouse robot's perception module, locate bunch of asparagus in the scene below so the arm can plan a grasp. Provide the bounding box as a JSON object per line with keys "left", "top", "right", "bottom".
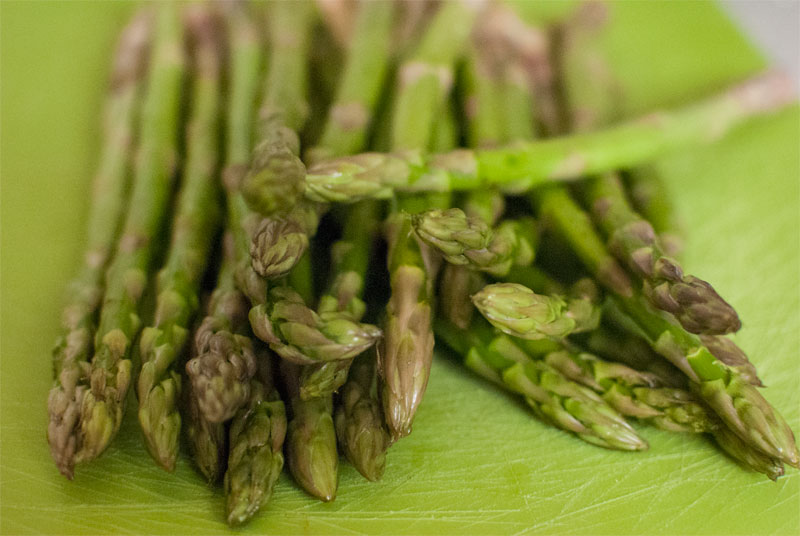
{"left": 47, "top": 0, "right": 797, "bottom": 526}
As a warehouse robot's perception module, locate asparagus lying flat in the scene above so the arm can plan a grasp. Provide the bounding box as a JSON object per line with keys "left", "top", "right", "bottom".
{"left": 75, "top": 4, "right": 185, "bottom": 467}
{"left": 224, "top": 351, "right": 287, "bottom": 526}
{"left": 472, "top": 282, "right": 598, "bottom": 340}
{"left": 436, "top": 319, "right": 647, "bottom": 450}
{"left": 304, "top": 72, "right": 794, "bottom": 203}
{"left": 585, "top": 172, "right": 740, "bottom": 335}
{"left": 138, "top": 7, "right": 223, "bottom": 471}
{"left": 47, "top": 11, "right": 152, "bottom": 479}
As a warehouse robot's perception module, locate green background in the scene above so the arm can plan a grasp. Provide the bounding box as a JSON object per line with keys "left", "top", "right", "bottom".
{"left": 1, "top": 1, "right": 798, "bottom": 534}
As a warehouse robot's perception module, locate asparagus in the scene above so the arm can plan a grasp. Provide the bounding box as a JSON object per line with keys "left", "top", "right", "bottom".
{"left": 435, "top": 319, "right": 647, "bottom": 450}
{"left": 185, "top": 5, "right": 262, "bottom": 426}
{"left": 185, "top": 235, "right": 256, "bottom": 424}
{"left": 282, "top": 362, "right": 338, "bottom": 502}
{"left": 75, "top": 4, "right": 185, "bottom": 466}
{"left": 518, "top": 341, "right": 715, "bottom": 433}
{"left": 472, "top": 282, "right": 599, "bottom": 340}
{"left": 299, "top": 201, "right": 380, "bottom": 400}
{"left": 304, "top": 72, "right": 794, "bottom": 203}
{"left": 309, "top": 0, "right": 395, "bottom": 161}
{"left": 585, "top": 172, "right": 740, "bottom": 334}
{"left": 47, "top": 11, "right": 151, "bottom": 478}
{"left": 532, "top": 186, "right": 799, "bottom": 467}
{"left": 379, "top": 0, "right": 480, "bottom": 441}
{"left": 624, "top": 166, "right": 685, "bottom": 257}
{"left": 239, "top": 0, "right": 313, "bottom": 217}
{"left": 137, "top": 7, "right": 223, "bottom": 471}
{"left": 224, "top": 352, "right": 287, "bottom": 526}
{"left": 184, "top": 378, "right": 226, "bottom": 484}
{"left": 699, "top": 334, "right": 763, "bottom": 387}
{"left": 412, "top": 208, "right": 536, "bottom": 276}
{"left": 249, "top": 285, "right": 381, "bottom": 366}
{"left": 335, "top": 347, "right": 390, "bottom": 481}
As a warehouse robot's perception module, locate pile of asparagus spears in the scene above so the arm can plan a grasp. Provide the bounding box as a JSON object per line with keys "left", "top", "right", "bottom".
{"left": 47, "top": 0, "right": 798, "bottom": 526}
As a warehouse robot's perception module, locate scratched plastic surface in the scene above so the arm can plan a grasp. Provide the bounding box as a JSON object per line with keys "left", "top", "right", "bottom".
{"left": 1, "top": 2, "right": 798, "bottom": 534}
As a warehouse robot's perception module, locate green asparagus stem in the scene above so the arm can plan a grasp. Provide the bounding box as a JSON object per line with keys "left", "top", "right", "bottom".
{"left": 137, "top": 8, "right": 223, "bottom": 471}
{"left": 699, "top": 334, "right": 763, "bottom": 387}
{"left": 379, "top": 0, "right": 481, "bottom": 441}
{"left": 224, "top": 352, "right": 287, "bottom": 526}
{"left": 435, "top": 319, "right": 647, "bottom": 450}
{"left": 185, "top": 235, "right": 256, "bottom": 424}
{"left": 335, "top": 347, "right": 390, "bottom": 481}
{"left": 310, "top": 0, "right": 395, "bottom": 160}
{"left": 185, "top": 4, "right": 262, "bottom": 427}
{"left": 304, "top": 72, "right": 794, "bottom": 203}
{"left": 239, "top": 0, "right": 313, "bottom": 217}
{"left": 47, "top": 11, "right": 152, "bottom": 479}
{"left": 472, "top": 282, "right": 598, "bottom": 340}
{"left": 412, "top": 208, "right": 536, "bottom": 276}
{"left": 282, "top": 362, "right": 338, "bottom": 502}
{"left": 585, "top": 172, "right": 740, "bottom": 335}
{"left": 75, "top": 4, "right": 185, "bottom": 466}
{"left": 249, "top": 285, "right": 381, "bottom": 366}
{"left": 624, "top": 166, "right": 684, "bottom": 257}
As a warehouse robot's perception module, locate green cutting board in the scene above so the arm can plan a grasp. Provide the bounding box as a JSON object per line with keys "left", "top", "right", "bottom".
{"left": 2, "top": 1, "right": 798, "bottom": 534}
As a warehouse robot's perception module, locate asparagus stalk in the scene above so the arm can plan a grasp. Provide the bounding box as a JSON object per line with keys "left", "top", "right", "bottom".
{"left": 224, "top": 351, "right": 287, "bottom": 526}
{"left": 310, "top": 0, "right": 395, "bottom": 160}
{"left": 585, "top": 172, "right": 740, "bottom": 334}
{"left": 624, "top": 167, "right": 685, "bottom": 257}
{"left": 379, "top": 0, "right": 481, "bottom": 441}
{"left": 137, "top": 7, "right": 223, "bottom": 471}
{"left": 472, "top": 282, "right": 599, "bottom": 340}
{"left": 435, "top": 319, "right": 647, "bottom": 450}
{"left": 47, "top": 11, "right": 152, "bottom": 479}
{"left": 184, "top": 376, "right": 226, "bottom": 484}
{"left": 282, "top": 362, "right": 338, "bottom": 502}
{"left": 238, "top": 0, "right": 313, "bottom": 217}
{"left": 304, "top": 72, "right": 794, "bottom": 203}
{"left": 185, "top": 235, "right": 256, "bottom": 424}
{"left": 299, "top": 200, "right": 380, "bottom": 399}
{"left": 185, "top": 4, "right": 262, "bottom": 426}
{"left": 75, "top": 4, "right": 185, "bottom": 466}
{"left": 518, "top": 341, "right": 715, "bottom": 433}
{"left": 335, "top": 346, "right": 391, "bottom": 481}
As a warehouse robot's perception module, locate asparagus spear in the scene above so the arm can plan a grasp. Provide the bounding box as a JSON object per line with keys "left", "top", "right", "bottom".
{"left": 47, "top": 11, "right": 152, "bottom": 479}
{"left": 282, "top": 362, "right": 338, "bottom": 502}
{"left": 585, "top": 172, "right": 740, "bottom": 334}
{"left": 304, "top": 71, "right": 794, "bottom": 203}
{"left": 137, "top": 7, "right": 223, "bottom": 471}
{"left": 518, "top": 341, "right": 715, "bottom": 433}
{"left": 185, "top": 235, "right": 256, "bottom": 424}
{"left": 185, "top": 4, "right": 262, "bottom": 426}
{"left": 472, "top": 282, "right": 599, "bottom": 340}
{"left": 309, "top": 0, "right": 395, "bottom": 161}
{"left": 238, "top": 0, "right": 313, "bottom": 218}
{"left": 412, "top": 208, "right": 536, "bottom": 276}
{"left": 299, "top": 201, "right": 380, "bottom": 399}
{"left": 75, "top": 4, "right": 185, "bottom": 467}
{"left": 224, "top": 350, "right": 286, "bottom": 526}
{"left": 335, "top": 346, "right": 391, "bottom": 481}
{"left": 184, "top": 376, "right": 226, "bottom": 484}
{"left": 435, "top": 319, "right": 647, "bottom": 450}
{"left": 624, "top": 166, "right": 684, "bottom": 257}
{"left": 379, "top": 0, "right": 481, "bottom": 441}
